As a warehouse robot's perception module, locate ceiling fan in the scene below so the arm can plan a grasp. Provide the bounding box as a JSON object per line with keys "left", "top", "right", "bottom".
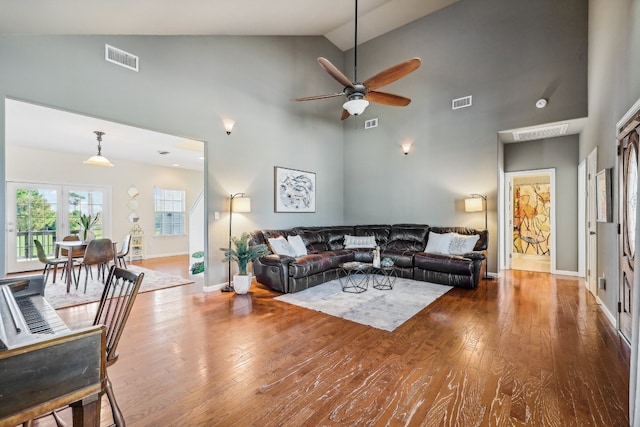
{"left": 295, "top": 0, "right": 422, "bottom": 120}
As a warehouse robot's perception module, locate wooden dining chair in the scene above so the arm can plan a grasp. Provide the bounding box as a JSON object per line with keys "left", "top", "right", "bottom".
{"left": 49, "top": 265, "right": 144, "bottom": 427}
{"left": 76, "top": 238, "right": 115, "bottom": 292}
{"left": 33, "top": 239, "right": 68, "bottom": 284}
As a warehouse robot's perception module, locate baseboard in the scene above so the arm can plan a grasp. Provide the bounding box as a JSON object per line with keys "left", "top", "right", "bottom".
{"left": 596, "top": 295, "right": 617, "bottom": 328}
{"left": 203, "top": 282, "right": 228, "bottom": 293}
{"left": 554, "top": 269, "right": 580, "bottom": 277}
{"left": 144, "top": 251, "right": 189, "bottom": 260}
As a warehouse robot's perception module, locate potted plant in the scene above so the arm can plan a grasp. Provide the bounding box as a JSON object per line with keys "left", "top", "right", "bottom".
{"left": 220, "top": 232, "right": 268, "bottom": 294}
{"left": 190, "top": 251, "right": 205, "bottom": 275}
{"left": 78, "top": 213, "right": 100, "bottom": 242}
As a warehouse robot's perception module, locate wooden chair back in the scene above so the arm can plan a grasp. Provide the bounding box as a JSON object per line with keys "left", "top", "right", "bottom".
{"left": 93, "top": 265, "right": 144, "bottom": 366}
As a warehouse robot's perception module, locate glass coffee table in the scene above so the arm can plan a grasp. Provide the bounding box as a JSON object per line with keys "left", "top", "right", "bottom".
{"left": 371, "top": 265, "right": 397, "bottom": 290}
{"left": 338, "top": 262, "right": 371, "bottom": 293}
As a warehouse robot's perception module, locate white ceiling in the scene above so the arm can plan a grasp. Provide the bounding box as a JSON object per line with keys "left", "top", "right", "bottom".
{"left": 5, "top": 99, "right": 206, "bottom": 172}
{"left": 2, "top": 0, "right": 458, "bottom": 172}
{"left": 0, "top": 0, "right": 458, "bottom": 51}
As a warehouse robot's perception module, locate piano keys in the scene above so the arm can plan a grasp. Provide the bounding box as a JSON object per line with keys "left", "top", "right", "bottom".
{"left": 0, "top": 279, "right": 106, "bottom": 427}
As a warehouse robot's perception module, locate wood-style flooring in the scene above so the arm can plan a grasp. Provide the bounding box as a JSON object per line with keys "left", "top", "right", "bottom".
{"left": 29, "top": 257, "right": 629, "bottom": 426}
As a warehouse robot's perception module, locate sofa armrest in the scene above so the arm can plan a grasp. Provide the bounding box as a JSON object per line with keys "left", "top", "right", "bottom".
{"left": 253, "top": 255, "right": 295, "bottom": 293}
{"left": 259, "top": 254, "right": 296, "bottom": 265}
{"left": 463, "top": 252, "right": 486, "bottom": 261}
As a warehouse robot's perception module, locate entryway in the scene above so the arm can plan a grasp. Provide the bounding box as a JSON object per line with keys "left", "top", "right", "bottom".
{"left": 504, "top": 169, "right": 556, "bottom": 273}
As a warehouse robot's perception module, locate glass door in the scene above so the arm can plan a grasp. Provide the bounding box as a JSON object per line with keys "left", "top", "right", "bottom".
{"left": 6, "top": 182, "right": 111, "bottom": 273}
{"left": 6, "top": 182, "right": 61, "bottom": 272}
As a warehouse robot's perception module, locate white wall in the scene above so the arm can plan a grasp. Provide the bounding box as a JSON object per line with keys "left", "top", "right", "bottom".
{"left": 7, "top": 145, "right": 203, "bottom": 258}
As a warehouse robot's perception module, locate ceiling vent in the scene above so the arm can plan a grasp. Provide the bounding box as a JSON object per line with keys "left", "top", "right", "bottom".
{"left": 512, "top": 123, "right": 569, "bottom": 141}
{"left": 105, "top": 44, "right": 139, "bottom": 72}
{"left": 452, "top": 95, "right": 472, "bottom": 110}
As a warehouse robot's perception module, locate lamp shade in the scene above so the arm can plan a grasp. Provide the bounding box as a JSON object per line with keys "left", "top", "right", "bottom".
{"left": 232, "top": 197, "right": 251, "bottom": 213}
{"left": 343, "top": 98, "right": 369, "bottom": 116}
{"left": 465, "top": 197, "right": 484, "bottom": 212}
{"left": 84, "top": 154, "right": 114, "bottom": 167}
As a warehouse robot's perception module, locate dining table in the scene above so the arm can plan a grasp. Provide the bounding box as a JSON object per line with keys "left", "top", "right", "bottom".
{"left": 54, "top": 240, "right": 118, "bottom": 293}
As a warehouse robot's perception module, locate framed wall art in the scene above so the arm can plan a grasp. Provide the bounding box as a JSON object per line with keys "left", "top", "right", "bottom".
{"left": 274, "top": 166, "right": 316, "bottom": 213}
{"left": 596, "top": 168, "right": 612, "bottom": 222}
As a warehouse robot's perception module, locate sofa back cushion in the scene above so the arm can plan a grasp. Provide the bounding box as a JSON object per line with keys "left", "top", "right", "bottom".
{"left": 386, "top": 224, "right": 430, "bottom": 251}
{"left": 429, "top": 226, "right": 487, "bottom": 251}
{"left": 353, "top": 224, "right": 390, "bottom": 249}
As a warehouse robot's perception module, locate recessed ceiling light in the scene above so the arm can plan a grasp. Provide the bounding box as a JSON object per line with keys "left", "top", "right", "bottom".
{"left": 535, "top": 98, "right": 548, "bottom": 109}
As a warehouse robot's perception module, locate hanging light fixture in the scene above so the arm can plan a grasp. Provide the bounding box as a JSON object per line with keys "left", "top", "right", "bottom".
{"left": 84, "top": 131, "right": 114, "bottom": 167}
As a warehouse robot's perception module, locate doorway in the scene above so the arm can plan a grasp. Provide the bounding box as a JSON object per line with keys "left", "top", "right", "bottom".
{"left": 504, "top": 169, "right": 556, "bottom": 273}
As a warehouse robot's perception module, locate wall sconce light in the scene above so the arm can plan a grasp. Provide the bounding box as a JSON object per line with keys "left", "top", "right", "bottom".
{"left": 223, "top": 118, "right": 236, "bottom": 135}
{"left": 222, "top": 192, "right": 251, "bottom": 292}
{"left": 401, "top": 142, "right": 412, "bottom": 155}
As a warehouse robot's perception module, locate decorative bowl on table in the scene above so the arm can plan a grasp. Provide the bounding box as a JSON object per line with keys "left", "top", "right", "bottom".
{"left": 381, "top": 257, "right": 394, "bottom": 268}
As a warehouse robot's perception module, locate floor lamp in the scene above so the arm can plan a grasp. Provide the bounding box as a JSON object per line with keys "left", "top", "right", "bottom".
{"left": 222, "top": 193, "right": 251, "bottom": 292}
{"left": 464, "top": 193, "right": 489, "bottom": 279}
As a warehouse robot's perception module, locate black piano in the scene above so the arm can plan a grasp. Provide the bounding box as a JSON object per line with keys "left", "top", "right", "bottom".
{"left": 0, "top": 276, "right": 106, "bottom": 427}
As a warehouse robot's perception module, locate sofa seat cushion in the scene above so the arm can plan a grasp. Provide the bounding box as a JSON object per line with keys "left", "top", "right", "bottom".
{"left": 414, "top": 252, "right": 474, "bottom": 275}
{"left": 380, "top": 249, "right": 415, "bottom": 268}
{"left": 288, "top": 250, "right": 354, "bottom": 279}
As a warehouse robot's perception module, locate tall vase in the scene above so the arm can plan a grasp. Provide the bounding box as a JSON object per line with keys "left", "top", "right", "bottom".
{"left": 233, "top": 273, "right": 252, "bottom": 294}
{"left": 82, "top": 229, "right": 96, "bottom": 242}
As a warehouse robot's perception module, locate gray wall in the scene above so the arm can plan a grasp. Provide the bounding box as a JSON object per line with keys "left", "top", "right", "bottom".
{"left": 504, "top": 135, "right": 580, "bottom": 272}
{"left": 0, "top": 35, "right": 345, "bottom": 284}
{"left": 0, "top": 0, "right": 597, "bottom": 284}
{"left": 581, "top": 0, "right": 640, "bottom": 316}
{"left": 341, "top": 0, "right": 588, "bottom": 274}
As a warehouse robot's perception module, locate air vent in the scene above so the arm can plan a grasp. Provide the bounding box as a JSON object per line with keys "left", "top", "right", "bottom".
{"left": 452, "top": 95, "right": 472, "bottom": 110}
{"left": 512, "top": 123, "right": 569, "bottom": 141}
{"left": 105, "top": 44, "right": 139, "bottom": 72}
{"left": 364, "top": 118, "right": 378, "bottom": 129}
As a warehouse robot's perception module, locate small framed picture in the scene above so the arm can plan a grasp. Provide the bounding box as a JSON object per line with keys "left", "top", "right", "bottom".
{"left": 596, "top": 168, "right": 612, "bottom": 222}
{"left": 274, "top": 166, "right": 316, "bottom": 213}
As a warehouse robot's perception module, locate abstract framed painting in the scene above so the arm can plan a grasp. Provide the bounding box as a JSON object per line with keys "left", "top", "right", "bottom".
{"left": 274, "top": 166, "right": 316, "bottom": 212}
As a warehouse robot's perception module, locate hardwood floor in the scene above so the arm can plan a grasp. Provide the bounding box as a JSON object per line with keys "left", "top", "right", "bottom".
{"left": 31, "top": 260, "right": 629, "bottom": 426}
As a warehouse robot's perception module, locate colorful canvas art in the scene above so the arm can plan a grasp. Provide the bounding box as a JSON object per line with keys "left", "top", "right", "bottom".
{"left": 513, "top": 183, "right": 551, "bottom": 255}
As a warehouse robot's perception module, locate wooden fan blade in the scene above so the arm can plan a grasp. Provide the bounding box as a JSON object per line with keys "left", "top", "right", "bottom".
{"left": 318, "top": 57, "right": 354, "bottom": 88}
{"left": 341, "top": 109, "right": 351, "bottom": 120}
{"left": 294, "top": 92, "right": 344, "bottom": 101}
{"left": 366, "top": 91, "right": 412, "bottom": 106}
{"left": 364, "top": 57, "right": 422, "bottom": 91}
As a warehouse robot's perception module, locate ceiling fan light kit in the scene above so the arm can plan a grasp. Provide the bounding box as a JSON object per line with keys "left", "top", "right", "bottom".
{"left": 295, "top": 0, "right": 421, "bottom": 120}
{"left": 343, "top": 98, "right": 369, "bottom": 116}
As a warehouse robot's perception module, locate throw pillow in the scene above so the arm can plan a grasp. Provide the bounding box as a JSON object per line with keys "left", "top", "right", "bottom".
{"left": 448, "top": 233, "right": 480, "bottom": 255}
{"left": 267, "top": 236, "right": 296, "bottom": 257}
{"left": 344, "top": 234, "right": 377, "bottom": 249}
{"left": 424, "top": 232, "right": 454, "bottom": 254}
{"left": 287, "top": 235, "right": 308, "bottom": 257}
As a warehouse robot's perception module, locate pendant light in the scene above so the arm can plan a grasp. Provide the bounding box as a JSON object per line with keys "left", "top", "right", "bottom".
{"left": 84, "top": 131, "right": 114, "bottom": 167}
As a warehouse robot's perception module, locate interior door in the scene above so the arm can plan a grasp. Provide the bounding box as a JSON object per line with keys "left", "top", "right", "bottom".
{"left": 587, "top": 149, "right": 598, "bottom": 295}
{"left": 619, "top": 123, "right": 639, "bottom": 341}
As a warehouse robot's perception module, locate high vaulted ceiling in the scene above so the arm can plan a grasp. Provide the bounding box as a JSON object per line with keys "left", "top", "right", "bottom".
{"left": 0, "top": 0, "right": 458, "bottom": 51}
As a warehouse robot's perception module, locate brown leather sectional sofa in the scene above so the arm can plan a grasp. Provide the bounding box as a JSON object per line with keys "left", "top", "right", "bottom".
{"left": 250, "top": 224, "right": 487, "bottom": 293}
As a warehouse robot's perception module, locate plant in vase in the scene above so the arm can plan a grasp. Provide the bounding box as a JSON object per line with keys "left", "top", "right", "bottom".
{"left": 220, "top": 232, "right": 268, "bottom": 294}
{"left": 78, "top": 213, "right": 100, "bottom": 241}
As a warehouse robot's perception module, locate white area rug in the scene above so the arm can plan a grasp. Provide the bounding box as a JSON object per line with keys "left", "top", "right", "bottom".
{"left": 275, "top": 277, "right": 452, "bottom": 332}
{"left": 44, "top": 265, "right": 194, "bottom": 309}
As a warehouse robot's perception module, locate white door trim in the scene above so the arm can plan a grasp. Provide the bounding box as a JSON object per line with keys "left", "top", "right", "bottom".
{"left": 503, "top": 168, "right": 557, "bottom": 274}
{"left": 578, "top": 159, "right": 586, "bottom": 278}
{"left": 586, "top": 148, "right": 598, "bottom": 296}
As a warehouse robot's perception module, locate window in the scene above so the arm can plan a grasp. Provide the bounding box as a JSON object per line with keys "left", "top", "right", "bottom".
{"left": 154, "top": 188, "right": 185, "bottom": 236}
